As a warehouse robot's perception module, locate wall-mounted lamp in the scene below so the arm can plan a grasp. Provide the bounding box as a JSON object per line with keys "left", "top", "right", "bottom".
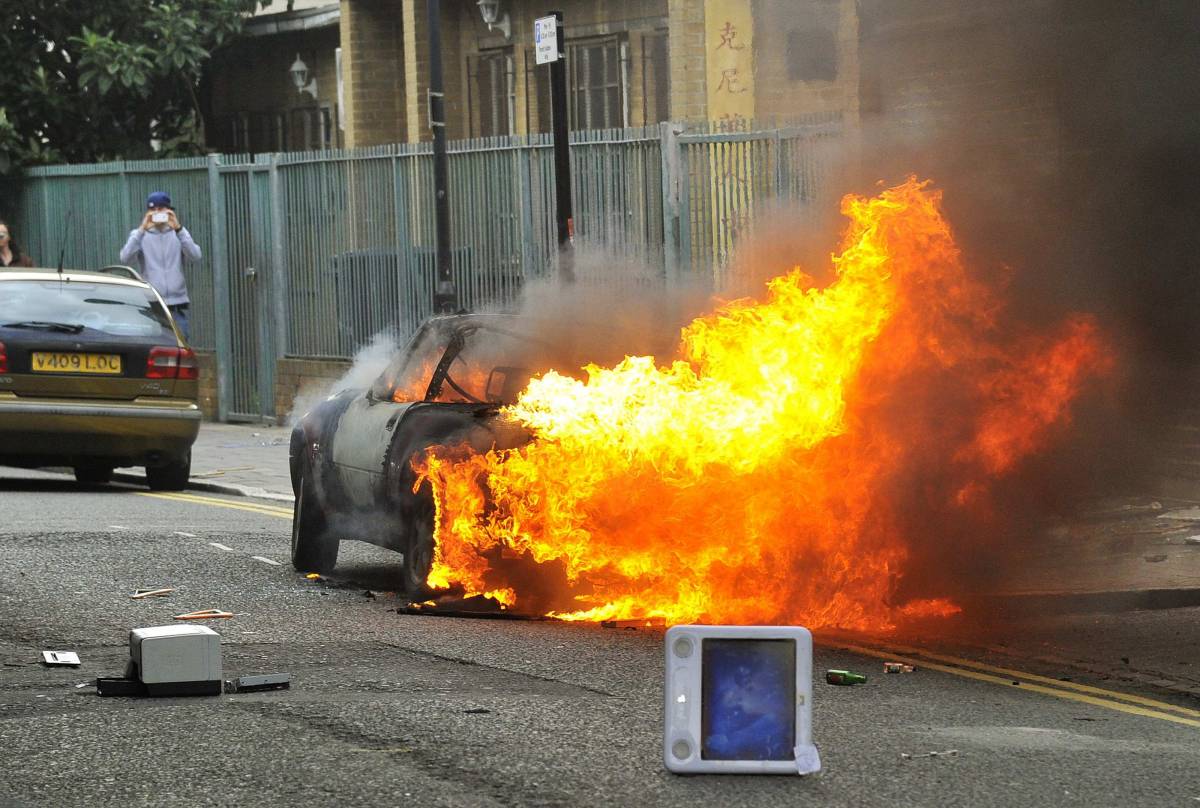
{"left": 476, "top": 0, "right": 511, "bottom": 39}
{"left": 289, "top": 53, "right": 318, "bottom": 99}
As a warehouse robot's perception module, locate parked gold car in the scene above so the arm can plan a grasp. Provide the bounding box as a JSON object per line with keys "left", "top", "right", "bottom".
{"left": 0, "top": 266, "right": 200, "bottom": 488}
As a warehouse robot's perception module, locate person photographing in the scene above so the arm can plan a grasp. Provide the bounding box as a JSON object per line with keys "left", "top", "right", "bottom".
{"left": 120, "top": 191, "right": 201, "bottom": 339}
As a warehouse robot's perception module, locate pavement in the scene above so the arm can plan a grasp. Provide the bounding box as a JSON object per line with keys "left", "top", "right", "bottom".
{"left": 116, "top": 421, "right": 295, "bottom": 503}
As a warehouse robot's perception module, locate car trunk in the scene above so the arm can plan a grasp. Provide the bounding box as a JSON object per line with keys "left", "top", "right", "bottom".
{"left": 2, "top": 329, "right": 183, "bottom": 400}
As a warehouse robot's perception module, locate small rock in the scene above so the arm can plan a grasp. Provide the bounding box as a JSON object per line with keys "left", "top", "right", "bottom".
{"left": 1144, "top": 554, "right": 1168, "bottom": 563}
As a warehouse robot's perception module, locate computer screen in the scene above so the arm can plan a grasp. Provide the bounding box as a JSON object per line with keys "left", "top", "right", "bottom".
{"left": 701, "top": 638, "right": 797, "bottom": 761}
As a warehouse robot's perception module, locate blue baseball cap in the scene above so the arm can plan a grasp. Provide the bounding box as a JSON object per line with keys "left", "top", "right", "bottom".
{"left": 146, "top": 191, "right": 172, "bottom": 209}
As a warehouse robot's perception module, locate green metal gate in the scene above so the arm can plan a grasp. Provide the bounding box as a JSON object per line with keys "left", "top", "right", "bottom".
{"left": 215, "top": 161, "right": 278, "bottom": 421}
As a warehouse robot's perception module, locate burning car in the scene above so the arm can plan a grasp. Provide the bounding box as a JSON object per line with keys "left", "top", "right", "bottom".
{"left": 289, "top": 314, "right": 557, "bottom": 593}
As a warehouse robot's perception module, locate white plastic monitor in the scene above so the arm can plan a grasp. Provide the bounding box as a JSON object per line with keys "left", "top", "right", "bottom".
{"left": 664, "top": 625, "right": 820, "bottom": 775}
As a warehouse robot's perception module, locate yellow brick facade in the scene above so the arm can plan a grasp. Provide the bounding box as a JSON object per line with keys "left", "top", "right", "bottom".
{"left": 208, "top": 0, "right": 863, "bottom": 150}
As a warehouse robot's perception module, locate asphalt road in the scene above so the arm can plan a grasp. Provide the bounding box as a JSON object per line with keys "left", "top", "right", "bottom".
{"left": 1, "top": 468, "right": 1198, "bottom": 807}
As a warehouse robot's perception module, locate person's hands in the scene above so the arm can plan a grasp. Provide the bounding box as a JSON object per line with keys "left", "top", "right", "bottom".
{"left": 140, "top": 210, "right": 156, "bottom": 231}
{"left": 167, "top": 210, "right": 181, "bottom": 232}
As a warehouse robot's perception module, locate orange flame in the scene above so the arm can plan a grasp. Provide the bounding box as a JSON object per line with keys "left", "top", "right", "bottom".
{"left": 416, "top": 178, "right": 1112, "bottom": 630}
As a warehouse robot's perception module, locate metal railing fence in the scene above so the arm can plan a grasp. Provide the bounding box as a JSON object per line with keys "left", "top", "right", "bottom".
{"left": 7, "top": 120, "right": 840, "bottom": 420}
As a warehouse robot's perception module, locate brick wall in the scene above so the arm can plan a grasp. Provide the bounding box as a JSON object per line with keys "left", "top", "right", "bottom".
{"left": 195, "top": 351, "right": 219, "bottom": 420}
{"left": 856, "top": 0, "right": 1063, "bottom": 194}
{"left": 753, "top": 0, "right": 859, "bottom": 126}
{"left": 274, "top": 357, "right": 354, "bottom": 421}
{"left": 668, "top": 0, "right": 707, "bottom": 123}
{"left": 341, "top": 0, "right": 406, "bottom": 147}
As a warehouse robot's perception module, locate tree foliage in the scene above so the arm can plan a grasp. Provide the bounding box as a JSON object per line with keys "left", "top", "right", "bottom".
{"left": 0, "top": 0, "right": 261, "bottom": 169}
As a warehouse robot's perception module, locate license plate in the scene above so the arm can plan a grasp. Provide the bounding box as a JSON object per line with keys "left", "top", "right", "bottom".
{"left": 31, "top": 352, "right": 123, "bottom": 375}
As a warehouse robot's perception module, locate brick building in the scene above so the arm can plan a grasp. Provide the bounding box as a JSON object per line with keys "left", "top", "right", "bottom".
{"left": 206, "top": 0, "right": 344, "bottom": 153}
{"left": 205, "top": 0, "right": 863, "bottom": 150}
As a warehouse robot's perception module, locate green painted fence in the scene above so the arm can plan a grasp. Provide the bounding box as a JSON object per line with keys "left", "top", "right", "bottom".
{"left": 7, "top": 121, "right": 840, "bottom": 421}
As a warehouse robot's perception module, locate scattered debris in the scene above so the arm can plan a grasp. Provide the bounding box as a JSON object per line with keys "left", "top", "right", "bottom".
{"left": 192, "top": 466, "right": 254, "bottom": 479}
{"left": 883, "top": 662, "right": 917, "bottom": 674}
{"left": 1144, "top": 554, "right": 1168, "bottom": 563}
{"left": 41, "top": 651, "right": 81, "bottom": 667}
{"left": 96, "top": 677, "right": 147, "bottom": 697}
{"left": 363, "top": 590, "right": 377, "bottom": 599}
{"left": 901, "top": 749, "right": 959, "bottom": 760}
{"left": 173, "top": 609, "right": 234, "bottom": 621}
{"left": 464, "top": 708, "right": 492, "bottom": 714}
{"left": 128, "top": 624, "right": 223, "bottom": 696}
{"left": 826, "top": 669, "right": 868, "bottom": 686}
{"left": 130, "top": 587, "right": 174, "bottom": 600}
{"left": 305, "top": 573, "right": 323, "bottom": 580}
{"left": 225, "top": 673, "right": 291, "bottom": 693}
{"left": 75, "top": 682, "right": 89, "bottom": 689}
{"left": 1186, "top": 536, "right": 1200, "bottom": 545}
{"left": 1121, "top": 657, "right": 1130, "bottom": 665}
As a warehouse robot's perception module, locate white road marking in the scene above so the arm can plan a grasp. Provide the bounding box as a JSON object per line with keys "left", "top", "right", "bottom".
{"left": 208, "top": 542, "right": 235, "bottom": 552}
{"left": 251, "top": 556, "right": 281, "bottom": 566}
{"left": 174, "top": 531, "right": 198, "bottom": 538}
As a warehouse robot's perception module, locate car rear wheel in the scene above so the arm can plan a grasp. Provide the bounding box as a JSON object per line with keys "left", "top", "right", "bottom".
{"left": 74, "top": 463, "right": 114, "bottom": 485}
{"left": 146, "top": 451, "right": 191, "bottom": 491}
{"left": 292, "top": 475, "right": 338, "bottom": 573}
{"left": 403, "top": 504, "right": 435, "bottom": 598}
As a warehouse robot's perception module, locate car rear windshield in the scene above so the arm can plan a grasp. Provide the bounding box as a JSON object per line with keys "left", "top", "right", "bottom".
{"left": 0, "top": 280, "right": 176, "bottom": 339}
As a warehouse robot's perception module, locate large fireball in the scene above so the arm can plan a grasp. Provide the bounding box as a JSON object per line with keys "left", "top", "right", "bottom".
{"left": 417, "top": 178, "right": 1112, "bottom": 630}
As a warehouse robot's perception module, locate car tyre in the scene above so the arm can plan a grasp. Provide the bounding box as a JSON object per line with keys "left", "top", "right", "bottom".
{"left": 403, "top": 502, "right": 435, "bottom": 599}
{"left": 74, "top": 463, "right": 114, "bottom": 485}
{"left": 292, "top": 474, "right": 338, "bottom": 573}
{"left": 146, "top": 451, "right": 191, "bottom": 491}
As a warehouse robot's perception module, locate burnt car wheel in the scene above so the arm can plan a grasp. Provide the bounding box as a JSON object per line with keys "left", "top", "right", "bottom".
{"left": 403, "top": 503, "right": 435, "bottom": 598}
{"left": 74, "top": 462, "right": 114, "bottom": 485}
{"left": 146, "top": 451, "right": 190, "bottom": 491}
{"left": 292, "top": 475, "right": 338, "bottom": 573}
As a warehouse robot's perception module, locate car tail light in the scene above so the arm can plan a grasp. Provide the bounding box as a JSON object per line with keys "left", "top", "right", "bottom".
{"left": 147, "top": 346, "right": 199, "bottom": 380}
{"left": 177, "top": 348, "right": 198, "bottom": 380}
{"left": 0, "top": 341, "right": 7, "bottom": 374}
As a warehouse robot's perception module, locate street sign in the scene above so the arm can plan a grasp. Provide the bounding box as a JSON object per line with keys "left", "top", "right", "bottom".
{"left": 535, "top": 15, "right": 558, "bottom": 64}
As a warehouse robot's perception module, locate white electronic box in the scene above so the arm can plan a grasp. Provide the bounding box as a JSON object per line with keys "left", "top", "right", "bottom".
{"left": 664, "top": 625, "right": 820, "bottom": 775}
{"left": 129, "top": 625, "right": 223, "bottom": 696}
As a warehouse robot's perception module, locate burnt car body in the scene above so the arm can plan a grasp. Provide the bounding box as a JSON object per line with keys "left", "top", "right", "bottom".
{"left": 289, "top": 314, "right": 554, "bottom": 592}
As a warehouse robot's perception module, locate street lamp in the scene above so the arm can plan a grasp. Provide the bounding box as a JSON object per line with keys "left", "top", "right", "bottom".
{"left": 476, "top": 0, "right": 511, "bottom": 39}
{"left": 289, "top": 53, "right": 318, "bottom": 99}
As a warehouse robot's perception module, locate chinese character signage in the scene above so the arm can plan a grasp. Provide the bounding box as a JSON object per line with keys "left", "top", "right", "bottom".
{"left": 705, "top": 0, "right": 755, "bottom": 125}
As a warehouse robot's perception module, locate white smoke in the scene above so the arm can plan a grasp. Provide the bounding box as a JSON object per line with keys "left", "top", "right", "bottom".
{"left": 286, "top": 331, "right": 400, "bottom": 426}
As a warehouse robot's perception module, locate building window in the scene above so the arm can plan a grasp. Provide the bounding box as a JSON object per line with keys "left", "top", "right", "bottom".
{"left": 787, "top": 28, "right": 838, "bottom": 81}
{"left": 569, "top": 36, "right": 628, "bottom": 130}
{"left": 288, "top": 107, "right": 333, "bottom": 151}
{"left": 469, "top": 49, "right": 515, "bottom": 137}
{"left": 641, "top": 30, "right": 669, "bottom": 125}
{"left": 530, "top": 35, "right": 629, "bottom": 133}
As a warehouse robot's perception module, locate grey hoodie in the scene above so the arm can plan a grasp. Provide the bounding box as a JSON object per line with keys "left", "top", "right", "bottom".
{"left": 119, "top": 225, "right": 202, "bottom": 306}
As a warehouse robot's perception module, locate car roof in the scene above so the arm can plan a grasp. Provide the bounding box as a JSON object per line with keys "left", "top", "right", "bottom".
{"left": 0, "top": 266, "right": 151, "bottom": 289}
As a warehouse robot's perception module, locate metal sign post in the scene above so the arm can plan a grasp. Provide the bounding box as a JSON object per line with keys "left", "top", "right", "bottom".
{"left": 428, "top": 0, "right": 457, "bottom": 313}
{"left": 536, "top": 12, "right": 574, "bottom": 283}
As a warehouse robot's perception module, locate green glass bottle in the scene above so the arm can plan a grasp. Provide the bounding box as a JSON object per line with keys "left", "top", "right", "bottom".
{"left": 825, "top": 669, "right": 868, "bottom": 685}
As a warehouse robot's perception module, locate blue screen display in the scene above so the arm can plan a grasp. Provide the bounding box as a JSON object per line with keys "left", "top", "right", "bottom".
{"left": 701, "top": 639, "right": 796, "bottom": 761}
